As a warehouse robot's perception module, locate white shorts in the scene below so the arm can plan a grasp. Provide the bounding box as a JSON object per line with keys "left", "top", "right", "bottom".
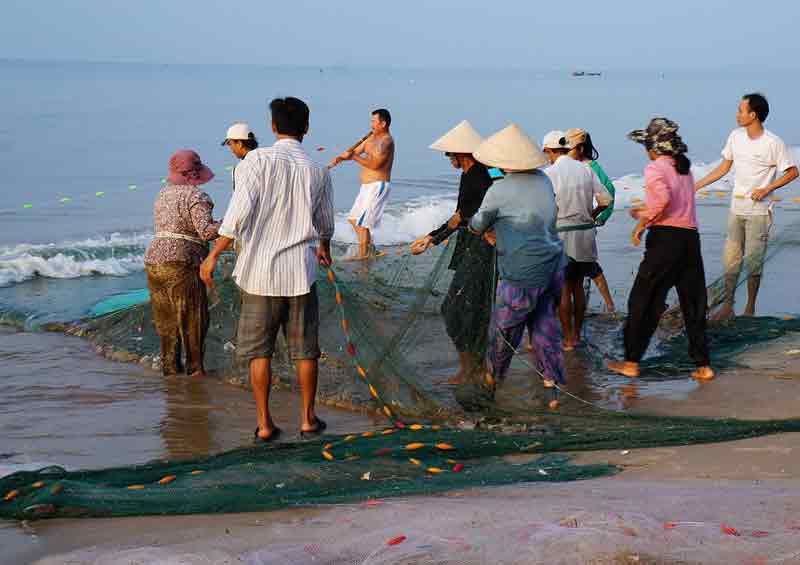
{"left": 347, "top": 181, "right": 391, "bottom": 230}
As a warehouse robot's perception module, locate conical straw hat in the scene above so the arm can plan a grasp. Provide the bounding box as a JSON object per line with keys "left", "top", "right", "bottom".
{"left": 473, "top": 123, "right": 548, "bottom": 171}
{"left": 429, "top": 120, "right": 484, "bottom": 154}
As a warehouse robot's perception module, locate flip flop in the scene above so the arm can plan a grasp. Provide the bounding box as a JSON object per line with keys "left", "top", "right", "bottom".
{"left": 254, "top": 427, "right": 282, "bottom": 443}
{"left": 300, "top": 417, "right": 328, "bottom": 439}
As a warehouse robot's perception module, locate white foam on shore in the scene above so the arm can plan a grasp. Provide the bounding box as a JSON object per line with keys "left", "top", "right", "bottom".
{"left": 0, "top": 232, "right": 149, "bottom": 287}
{"left": 4, "top": 147, "right": 799, "bottom": 287}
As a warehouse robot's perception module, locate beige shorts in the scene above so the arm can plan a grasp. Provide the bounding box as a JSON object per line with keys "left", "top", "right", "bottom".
{"left": 722, "top": 212, "right": 771, "bottom": 278}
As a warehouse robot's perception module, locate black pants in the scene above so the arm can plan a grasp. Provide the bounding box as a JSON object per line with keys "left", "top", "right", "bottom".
{"left": 624, "top": 226, "right": 710, "bottom": 367}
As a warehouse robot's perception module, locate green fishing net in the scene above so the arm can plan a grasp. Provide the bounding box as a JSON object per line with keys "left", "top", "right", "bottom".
{"left": 4, "top": 222, "right": 800, "bottom": 520}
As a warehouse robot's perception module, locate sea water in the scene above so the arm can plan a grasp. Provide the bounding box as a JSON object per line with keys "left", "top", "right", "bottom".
{"left": 2, "top": 60, "right": 800, "bottom": 468}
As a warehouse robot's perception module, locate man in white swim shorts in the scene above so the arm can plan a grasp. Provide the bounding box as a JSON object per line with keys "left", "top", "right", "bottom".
{"left": 330, "top": 108, "right": 395, "bottom": 260}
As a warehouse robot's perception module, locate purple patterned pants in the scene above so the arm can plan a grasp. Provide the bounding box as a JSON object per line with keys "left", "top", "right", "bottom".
{"left": 487, "top": 269, "right": 566, "bottom": 385}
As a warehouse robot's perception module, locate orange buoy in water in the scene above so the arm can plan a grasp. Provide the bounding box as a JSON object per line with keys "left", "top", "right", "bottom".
{"left": 405, "top": 442, "right": 425, "bottom": 450}
{"left": 158, "top": 475, "right": 177, "bottom": 485}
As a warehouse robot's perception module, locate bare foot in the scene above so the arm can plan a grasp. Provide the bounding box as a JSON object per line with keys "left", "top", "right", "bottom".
{"left": 562, "top": 339, "right": 575, "bottom": 352}
{"left": 188, "top": 370, "right": 208, "bottom": 379}
{"left": 743, "top": 305, "right": 756, "bottom": 317}
{"left": 692, "top": 366, "right": 715, "bottom": 381}
{"left": 607, "top": 360, "right": 641, "bottom": 378}
{"left": 446, "top": 370, "right": 466, "bottom": 385}
{"left": 710, "top": 304, "right": 735, "bottom": 321}
{"left": 542, "top": 379, "right": 556, "bottom": 388}
{"left": 548, "top": 399, "right": 559, "bottom": 410}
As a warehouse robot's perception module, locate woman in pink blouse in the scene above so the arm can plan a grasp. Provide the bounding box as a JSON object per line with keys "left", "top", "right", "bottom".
{"left": 143, "top": 150, "right": 220, "bottom": 377}
{"left": 607, "top": 118, "right": 714, "bottom": 382}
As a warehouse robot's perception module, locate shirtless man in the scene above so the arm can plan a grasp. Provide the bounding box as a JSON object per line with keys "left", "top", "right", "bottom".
{"left": 329, "top": 108, "right": 395, "bottom": 260}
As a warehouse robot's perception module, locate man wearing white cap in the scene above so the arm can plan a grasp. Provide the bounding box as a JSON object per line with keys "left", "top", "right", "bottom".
{"left": 410, "top": 120, "right": 495, "bottom": 384}
{"left": 469, "top": 124, "right": 567, "bottom": 402}
{"left": 542, "top": 130, "right": 611, "bottom": 351}
{"left": 222, "top": 122, "right": 259, "bottom": 191}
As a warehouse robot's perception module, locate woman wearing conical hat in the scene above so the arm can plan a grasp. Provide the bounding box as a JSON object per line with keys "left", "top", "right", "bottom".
{"left": 468, "top": 124, "right": 568, "bottom": 403}
{"left": 410, "top": 120, "right": 495, "bottom": 384}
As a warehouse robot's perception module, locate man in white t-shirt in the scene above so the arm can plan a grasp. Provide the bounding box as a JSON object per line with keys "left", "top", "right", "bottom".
{"left": 696, "top": 93, "right": 798, "bottom": 319}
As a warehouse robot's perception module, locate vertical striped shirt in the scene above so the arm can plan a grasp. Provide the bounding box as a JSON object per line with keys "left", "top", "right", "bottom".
{"left": 218, "top": 138, "right": 334, "bottom": 297}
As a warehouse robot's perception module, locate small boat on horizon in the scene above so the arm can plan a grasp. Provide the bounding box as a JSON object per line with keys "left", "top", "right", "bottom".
{"left": 572, "top": 71, "right": 602, "bottom": 77}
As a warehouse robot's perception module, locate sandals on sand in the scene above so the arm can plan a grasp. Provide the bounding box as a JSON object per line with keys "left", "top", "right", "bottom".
{"left": 254, "top": 427, "right": 282, "bottom": 444}
{"left": 300, "top": 417, "right": 328, "bottom": 439}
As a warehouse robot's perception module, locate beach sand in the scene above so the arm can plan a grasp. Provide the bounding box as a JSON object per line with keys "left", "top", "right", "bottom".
{"left": 2, "top": 333, "right": 800, "bottom": 564}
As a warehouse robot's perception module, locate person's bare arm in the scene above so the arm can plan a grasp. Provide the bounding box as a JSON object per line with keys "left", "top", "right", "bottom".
{"left": 751, "top": 166, "right": 800, "bottom": 201}
{"left": 200, "top": 237, "right": 233, "bottom": 287}
{"left": 695, "top": 159, "right": 733, "bottom": 191}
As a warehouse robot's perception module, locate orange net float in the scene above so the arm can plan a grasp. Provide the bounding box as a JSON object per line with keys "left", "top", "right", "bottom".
{"left": 382, "top": 405, "right": 393, "bottom": 418}
{"left": 346, "top": 342, "right": 356, "bottom": 356}
{"left": 341, "top": 318, "right": 350, "bottom": 333}
{"left": 326, "top": 269, "right": 336, "bottom": 283}
{"left": 335, "top": 291, "right": 343, "bottom": 305}
{"left": 356, "top": 365, "right": 367, "bottom": 378}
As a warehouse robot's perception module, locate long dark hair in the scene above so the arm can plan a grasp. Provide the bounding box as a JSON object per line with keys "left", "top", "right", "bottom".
{"left": 575, "top": 132, "right": 600, "bottom": 161}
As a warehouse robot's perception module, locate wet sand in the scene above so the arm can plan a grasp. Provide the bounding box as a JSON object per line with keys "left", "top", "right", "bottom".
{"left": 2, "top": 332, "right": 800, "bottom": 564}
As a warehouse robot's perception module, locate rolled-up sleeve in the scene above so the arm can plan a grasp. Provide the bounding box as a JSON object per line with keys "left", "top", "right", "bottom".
{"left": 313, "top": 168, "right": 335, "bottom": 241}
{"left": 188, "top": 191, "right": 220, "bottom": 241}
{"left": 219, "top": 161, "right": 256, "bottom": 240}
{"left": 642, "top": 163, "right": 671, "bottom": 225}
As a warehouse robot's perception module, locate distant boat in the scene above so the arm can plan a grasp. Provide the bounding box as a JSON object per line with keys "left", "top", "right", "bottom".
{"left": 572, "top": 71, "right": 602, "bottom": 77}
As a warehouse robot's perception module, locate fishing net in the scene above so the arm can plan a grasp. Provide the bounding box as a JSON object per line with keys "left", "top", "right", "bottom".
{"left": 5, "top": 212, "right": 800, "bottom": 520}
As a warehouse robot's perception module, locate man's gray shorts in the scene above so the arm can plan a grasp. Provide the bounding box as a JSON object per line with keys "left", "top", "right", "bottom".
{"left": 236, "top": 284, "right": 321, "bottom": 363}
{"left": 723, "top": 212, "right": 771, "bottom": 278}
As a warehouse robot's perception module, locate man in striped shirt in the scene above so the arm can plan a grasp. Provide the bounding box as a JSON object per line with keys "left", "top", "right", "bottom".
{"left": 200, "top": 97, "right": 335, "bottom": 442}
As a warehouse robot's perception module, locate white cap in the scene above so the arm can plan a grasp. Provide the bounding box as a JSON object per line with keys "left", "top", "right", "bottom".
{"left": 221, "top": 122, "right": 253, "bottom": 145}
{"left": 541, "top": 130, "right": 568, "bottom": 150}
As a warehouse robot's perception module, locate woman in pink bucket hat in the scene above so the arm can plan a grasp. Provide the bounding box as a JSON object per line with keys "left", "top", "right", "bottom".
{"left": 144, "top": 150, "right": 220, "bottom": 378}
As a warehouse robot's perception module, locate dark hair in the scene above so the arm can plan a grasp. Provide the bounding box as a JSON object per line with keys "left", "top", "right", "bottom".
{"left": 743, "top": 93, "right": 769, "bottom": 123}
{"left": 372, "top": 108, "right": 391, "bottom": 127}
{"left": 241, "top": 133, "right": 259, "bottom": 151}
{"left": 270, "top": 97, "right": 310, "bottom": 137}
{"left": 575, "top": 132, "right": 600, "bottom": 161}
{"left": 645, "top": 140, "right": 692, "bottom": 175}
{"left": 674, "top": 154, "right": 692, "bottom": 175}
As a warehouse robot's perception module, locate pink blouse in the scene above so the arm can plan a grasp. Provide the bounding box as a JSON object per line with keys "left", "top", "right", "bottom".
{"left": 642, "top": 156, "right": 698, "bottom": 230}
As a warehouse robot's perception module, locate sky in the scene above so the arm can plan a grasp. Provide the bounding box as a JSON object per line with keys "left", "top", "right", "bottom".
{"left": 1, "top": 1, "right": 797, "bottom": 70}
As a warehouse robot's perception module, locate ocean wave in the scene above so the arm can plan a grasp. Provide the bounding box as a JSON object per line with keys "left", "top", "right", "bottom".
{"left": 0, "top": 232, "right": 149, "bottom": 287}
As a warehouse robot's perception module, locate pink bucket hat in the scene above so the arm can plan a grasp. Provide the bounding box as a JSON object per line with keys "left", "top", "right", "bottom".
{"left": 167, "top": 149, "right": 215, "bottom": 186}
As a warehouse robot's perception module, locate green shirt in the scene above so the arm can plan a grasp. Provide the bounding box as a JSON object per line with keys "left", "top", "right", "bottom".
{"left": 590, "top": 160, "right": 616, "bottom": 225}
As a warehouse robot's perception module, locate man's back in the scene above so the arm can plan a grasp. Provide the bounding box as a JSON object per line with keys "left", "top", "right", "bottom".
{"left": 220, "top": 138, "right": 334, "bottom": 297}
{"left": 546, "top": 155, "right": 610, "bottom": 226}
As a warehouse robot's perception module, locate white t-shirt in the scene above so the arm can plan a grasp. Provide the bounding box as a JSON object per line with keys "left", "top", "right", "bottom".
{"left": 545, "top": 155, "right": 611, "bottom": 262}
{"left": 722, "top": 128, "right": 796, "bottom": 216}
